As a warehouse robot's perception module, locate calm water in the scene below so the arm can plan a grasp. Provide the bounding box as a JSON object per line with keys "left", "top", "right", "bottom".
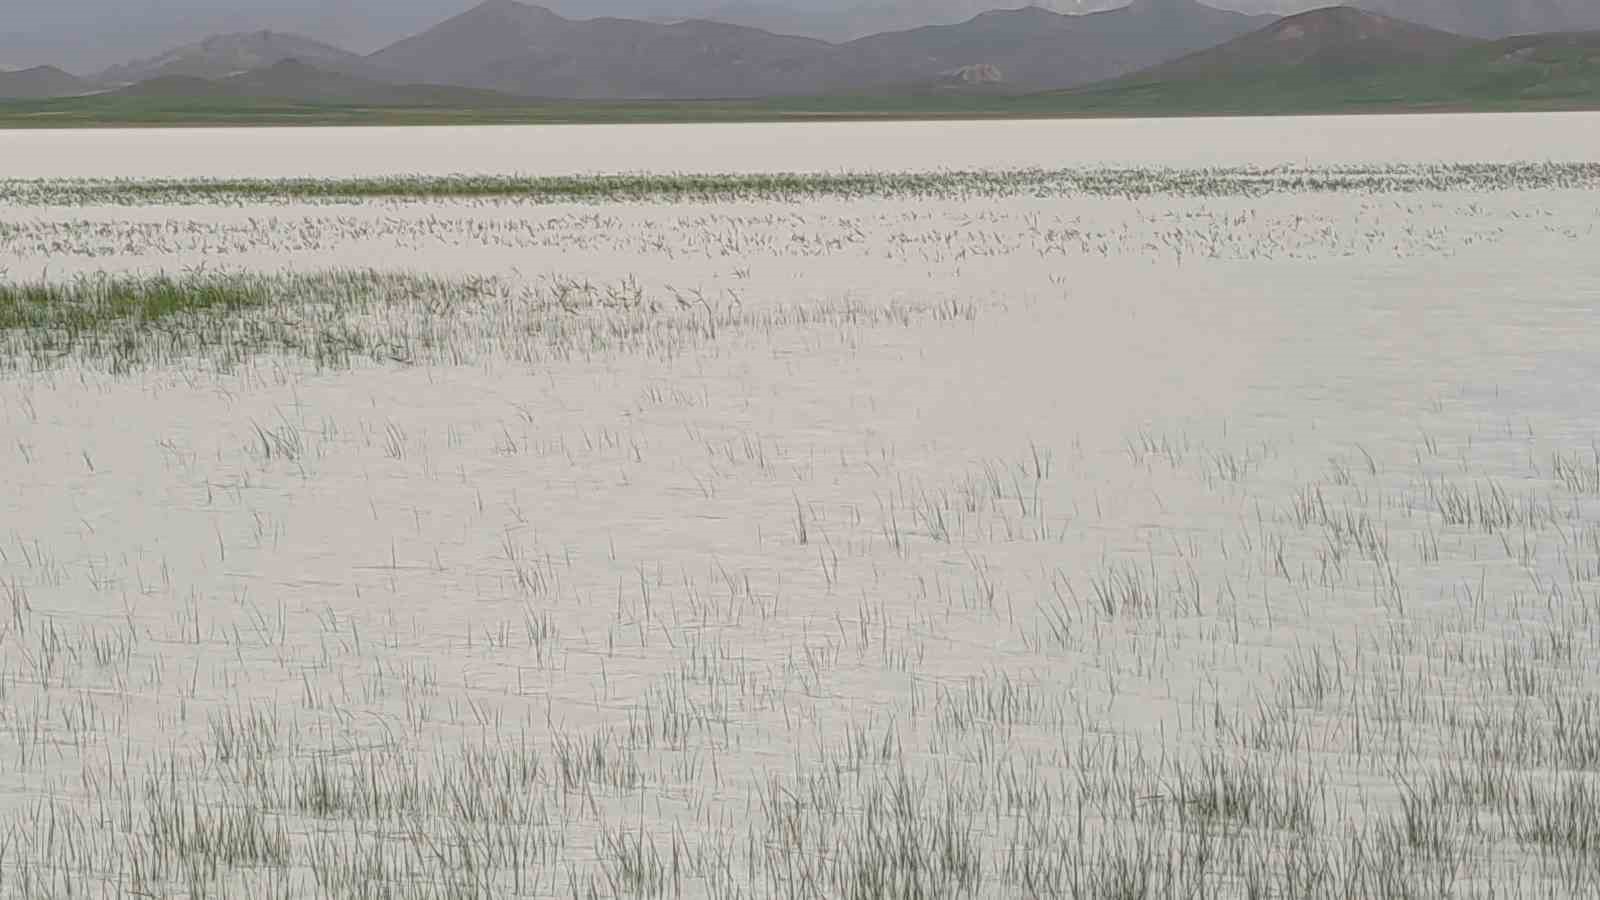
{"left": 3, "top": 112, "right": 1599, "bottom": 179}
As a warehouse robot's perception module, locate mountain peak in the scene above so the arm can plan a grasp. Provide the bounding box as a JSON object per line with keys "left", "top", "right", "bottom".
{"left": 369, "top": 0, "right": 572, "bottom": 85}
{"left": 461, "top": 0, "right": 563, "bottom": 21}
{"left": 1124, "top": 2, "right": 1476, "bottom": 82}
{"left": 0, "top": 63, "right": 94, "bottom": 99}
{"left": 1262, "top": 5, "right": 1470, "bottom": 45}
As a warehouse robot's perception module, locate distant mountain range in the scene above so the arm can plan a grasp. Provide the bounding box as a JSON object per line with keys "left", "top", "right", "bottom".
{"left": 1218, "top": 0, "right": 1600, "bottom": 39}
{"left": 834, "top": 0, "right": 1273, "bottom": 89}
{"left": 364, "top": 0, "right": 1270, "bottom": 98}
{"left": 5, "top": 0, "right": 1600, "bottom": 75}
{"left": 2, "top": 2, "right": 1598, "bottom": 115}
{"left": 1135, "top": 4, "right": 1472, "bottom": 77}
{"left": 9, "top": 1, "right": 1600, "bottom": 76}
{"left": 98, "top": 31, "right": 382, "bottom": 84}
{"left": 690, "top": 1, "right": 1124, "bottom": 42}
{"left": 3, "top": 0, "right": 1271, "bottom": 100}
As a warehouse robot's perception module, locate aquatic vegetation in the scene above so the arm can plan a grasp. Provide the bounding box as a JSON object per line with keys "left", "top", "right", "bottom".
{"left": 3, "top": 152, "right": 1599, "bottom": 898}
{"left": 3, "top": 161, "right": 1599, "bottom": 207}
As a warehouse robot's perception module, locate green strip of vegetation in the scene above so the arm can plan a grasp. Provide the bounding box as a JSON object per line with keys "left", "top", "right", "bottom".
{"left": 1, "top": 84, "right": 1596, "bottom": 129}
{"left": 0, "top": 270, "right": 464, "bottom": 372}
{"left": 0, "top": 269, "right": 976, "bottom": 374}
{"left": 6, "top": 162, "right": 1599, "bottom": 207}
{"left": 0, "top": 273, "right": 281, "bottom": 333}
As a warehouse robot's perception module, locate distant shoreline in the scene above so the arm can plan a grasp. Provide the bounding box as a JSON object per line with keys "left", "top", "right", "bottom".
{"left": 3, "top": 98, "right": 1600, "bottom": 129}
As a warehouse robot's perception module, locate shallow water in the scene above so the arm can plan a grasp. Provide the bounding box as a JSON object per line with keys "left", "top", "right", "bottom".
{"left": 2, "top": 112, "right": 1599, "bottom": 178}
{"left": 3, "top": 131, "right": 1600, "bottom": 896}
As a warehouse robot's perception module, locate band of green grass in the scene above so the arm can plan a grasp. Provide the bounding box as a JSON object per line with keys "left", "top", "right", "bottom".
{"left": 0, "top": 269, "right": 978, "bottom": 374}
{"left": 0, "top": 273, "right": 278, "bottom": 333}
{"left": 4, "top": 162, "right": 1598, "bottom": 206}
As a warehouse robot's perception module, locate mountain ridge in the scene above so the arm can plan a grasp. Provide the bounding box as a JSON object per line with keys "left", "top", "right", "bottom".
{"left": 96, "top": 30, "right": 386, "bottom": 84}
{"left": 1131, "top": 5, "right": 1475, "bottom": 79}
{"left": 7, "top": 1, "right": 1600, "bottom": 75}
{"left": 364, "top": 0, "right": 1271, "bottom": 97}
{"left": 1058, "top": 5, "right": 1600, "bottom": 112}
{"left": 0, "top": 65, "right": 96, "bottom": 99}
{"left": 7, "top": 0, "right": 1599, "bottom": 118}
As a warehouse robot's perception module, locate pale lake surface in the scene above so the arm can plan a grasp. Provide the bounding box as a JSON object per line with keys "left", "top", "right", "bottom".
{"left": 2, "top": 111, "right": 1599, "bottom": 178}
{"left": 2, "top": 115, "right": 1600, "bottom": 897}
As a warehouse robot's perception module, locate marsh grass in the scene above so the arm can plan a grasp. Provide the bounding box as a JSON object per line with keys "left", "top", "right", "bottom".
{"left": 0, "top": 274, "right": 277, "bottom": 332}
{"left": 0, "top": 269, "right": 461, "bottom": 372}
{"left": 4, "top": 161, "right": 1599, "bottom": 207}
{"left": 0, "top": 270, "right": 978, "bottom": 374}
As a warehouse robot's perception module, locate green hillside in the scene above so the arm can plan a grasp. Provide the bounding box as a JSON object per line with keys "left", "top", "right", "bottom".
{"left": 1058, "top": 9, "right": 1600, "bottom": 114}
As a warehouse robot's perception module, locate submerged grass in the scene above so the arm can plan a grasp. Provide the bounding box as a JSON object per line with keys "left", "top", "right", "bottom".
{"left": 0, "top": 270, "right": 468, "bottom": 373}
{"left": 7, "top": 167, "right": 1600, "bottom": 899}
{"left": 0, "top": 272, "right": 287, "bottom": 332}
{"left": 0, "top": 269, "right": 978, "bottom": 374}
